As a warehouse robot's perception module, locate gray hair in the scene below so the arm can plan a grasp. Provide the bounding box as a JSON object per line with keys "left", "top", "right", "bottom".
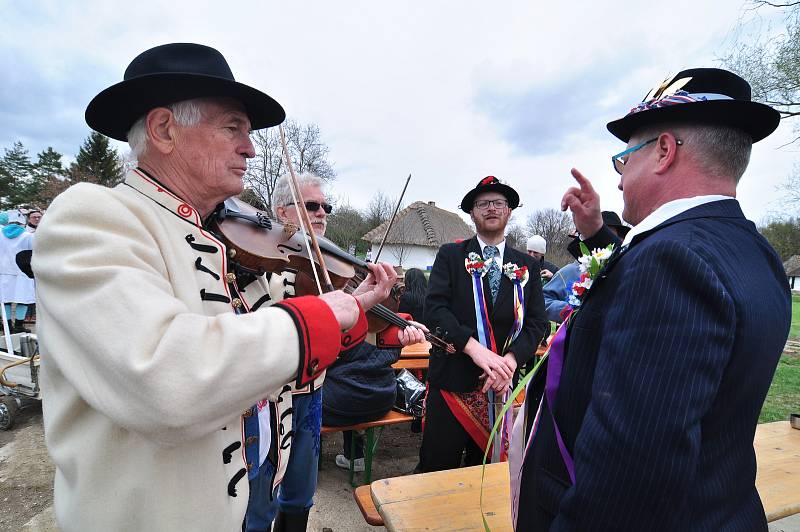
{"left": 127, "top": 98, "right": 207, "bottom": 159}
{"left": 634, "top": 123, "right": 753, "bottom": 183}
{"left": 271, "top": 173, "right": 326, "bottom": 216}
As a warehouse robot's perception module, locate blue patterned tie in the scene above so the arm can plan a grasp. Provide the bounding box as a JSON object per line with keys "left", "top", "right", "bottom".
{"left": 484, "top": 245, "right": 501, "bottom": 303}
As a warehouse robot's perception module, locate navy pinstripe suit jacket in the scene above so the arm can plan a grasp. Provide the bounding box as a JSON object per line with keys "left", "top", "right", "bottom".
{"left": 517, "top": 200, "right": 791, "bottom": 531}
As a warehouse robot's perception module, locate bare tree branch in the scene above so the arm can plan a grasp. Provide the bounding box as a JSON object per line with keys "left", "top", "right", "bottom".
{"left": 525, "top": 208, "right": 574, "bottom": 268}
{"left": 243, "top": 118, "right": 335, "bottom": 214}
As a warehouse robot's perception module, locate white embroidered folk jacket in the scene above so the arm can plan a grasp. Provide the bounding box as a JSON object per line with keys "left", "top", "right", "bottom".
{"left": 33, "top": 169, "right": 342, "bottom": 532}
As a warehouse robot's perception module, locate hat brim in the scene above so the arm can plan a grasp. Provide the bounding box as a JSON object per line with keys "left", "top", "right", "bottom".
{"left": 607, "top": 99, "right": 780, "bottom": 143}
{"left": 608, "top": 224, "right": 630, "bottom": 238}
{"left": 460, "top": 183, "right": 520, "bottom": 213}
{"left": 85, "top": 73, "right": 286, "bottom": 141}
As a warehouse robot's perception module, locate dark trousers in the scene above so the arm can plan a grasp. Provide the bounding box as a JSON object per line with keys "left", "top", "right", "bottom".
{"left": 342, "top": 430, "right": 364, "bottom": 460}
{"left": 419, "top": 386, "right": 483, "bottom": 472}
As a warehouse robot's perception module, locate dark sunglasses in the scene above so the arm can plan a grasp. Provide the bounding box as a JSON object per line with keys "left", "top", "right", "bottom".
{"left": 287, "top": 201, "right": 333, "bottom": 214}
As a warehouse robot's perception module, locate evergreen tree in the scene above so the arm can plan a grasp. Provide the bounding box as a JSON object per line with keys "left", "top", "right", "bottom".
{"left": 0, "top": 141, "right": 34, "bottom": 209}
{"left": 30, "top": 147, "right": 65, "bottom": 206}
{"left": 71, "top": 132, "right": 124, "bottom": 187}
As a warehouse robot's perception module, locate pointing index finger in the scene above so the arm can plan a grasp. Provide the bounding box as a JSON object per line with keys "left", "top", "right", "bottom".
{"left": 571, "top": 168, "right": 595, "bottom": 195}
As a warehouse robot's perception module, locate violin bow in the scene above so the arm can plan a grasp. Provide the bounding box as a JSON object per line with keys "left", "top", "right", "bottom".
{"left": 278, "top": 125, "right": 335, "bottom": 293}
{"left": 373, "top": 173, "right": 411, "bottom": 263}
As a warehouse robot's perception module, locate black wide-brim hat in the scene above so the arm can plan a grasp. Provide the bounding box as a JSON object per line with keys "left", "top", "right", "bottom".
{"left": 85, "top": 43, "right": 286, "bottom": 141}
{"left": 607, "top": 68, "right": 780, "bottom": 143}
{"left": 601, "top": 210, "right": 630, "bottom": 238}
{"left": 459, "top": 176, "right": 520, "bottom": 213}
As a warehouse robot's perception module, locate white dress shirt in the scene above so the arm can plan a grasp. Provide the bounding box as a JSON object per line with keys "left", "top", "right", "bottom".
{"left": 477, "top": 235, "right": 506, "bottom": 264}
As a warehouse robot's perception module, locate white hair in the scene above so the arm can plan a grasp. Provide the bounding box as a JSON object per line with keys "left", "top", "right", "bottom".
{"left": 271, "top": 173, "right": 326, "bottom": 216}
{"left": 127, "top": 98, "right": 208, "bottom": 159}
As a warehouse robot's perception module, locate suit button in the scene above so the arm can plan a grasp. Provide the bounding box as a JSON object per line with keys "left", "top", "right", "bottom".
{"left": 245, "top": 436, "right": 258, "bottom": 445}
{"left": 226, "top": 273, "right": 237, "bottom": 283}
{"left": 232, "top": 298, "right": 243, "bottom": 308}
{"left": 246, "top": 462, "right": 254, "bottom": 471}
{"left": 243, "top": 408, "right": 253, "bottom": 418}
{"left": 307, "top": 359, "right": 319, "bottom": 376}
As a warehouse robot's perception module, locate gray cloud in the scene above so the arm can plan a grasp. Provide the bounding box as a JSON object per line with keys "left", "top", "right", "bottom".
{"left": 0, "top": 47, "right": 114, "bottom": 159}
{"left": 472, "top": 64, "right": 646, "bottom": 156}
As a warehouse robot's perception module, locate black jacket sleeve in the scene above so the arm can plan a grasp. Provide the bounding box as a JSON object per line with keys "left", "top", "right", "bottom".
{"left": 424, "top": 244, "right": 475, "bottom": 353}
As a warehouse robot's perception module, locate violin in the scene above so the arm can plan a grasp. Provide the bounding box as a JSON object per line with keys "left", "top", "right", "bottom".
{"left": 210, "top": 197, "right": 455, "bottom": 354}
{"left": 293, "top": 269, "right": 403, "bottom": 334}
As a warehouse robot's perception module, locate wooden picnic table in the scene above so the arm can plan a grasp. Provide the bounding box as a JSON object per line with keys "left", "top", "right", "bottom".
{"left": 391, "top": 358, "right": 429, "bottom": 370}
{"left": 371, "top": 461, "right": 512, "bottom": 531}
{"left": 400, "top": 341, "right": 431, "bottom": 358}
{"left": 400, "top": 342, "right": 546, "bottom": 360}
{"left": 755, "top": 420, "right": 800, "bottom": 521}
{"left": 370, "top": 421, "right": 800, "bottom": 531}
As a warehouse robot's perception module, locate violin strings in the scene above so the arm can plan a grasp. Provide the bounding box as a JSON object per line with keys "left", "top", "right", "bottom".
{"left": 340, "top": 285, "right": 452, "bottom": 350}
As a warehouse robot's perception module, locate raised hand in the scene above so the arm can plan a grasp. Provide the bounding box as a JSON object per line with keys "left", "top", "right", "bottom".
{"left": 561, "top": 168, "right": 604, "bottom": 238}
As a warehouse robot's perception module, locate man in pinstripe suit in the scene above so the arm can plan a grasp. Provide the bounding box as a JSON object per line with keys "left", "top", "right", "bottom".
{"left": 513, "top": 68, "right": 792, "bottom": 531}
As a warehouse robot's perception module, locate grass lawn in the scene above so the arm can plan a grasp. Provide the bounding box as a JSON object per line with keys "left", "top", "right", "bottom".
{"left": 758, "top": 292, "right": 800, "bottom": 423}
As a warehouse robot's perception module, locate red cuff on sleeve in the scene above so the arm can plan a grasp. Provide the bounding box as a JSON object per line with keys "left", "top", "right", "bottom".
{"left": 340, "top": 300, "right": 368, "bottom": 351}
{"left": 376, "top": 312, "right": 411, "bottom": 348}
{"left": 274, "top": 295, "right": 341, "bottom": 388}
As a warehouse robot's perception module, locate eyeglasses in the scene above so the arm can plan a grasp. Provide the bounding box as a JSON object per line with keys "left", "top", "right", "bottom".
{"left": 287, "top": 201, "right": 333, "bottom": 214}
{"left": 473, "top": 199, "right": 509, "bottom": 210}
{"left": 611, "top": 138, "right": 683, "bottom": 175}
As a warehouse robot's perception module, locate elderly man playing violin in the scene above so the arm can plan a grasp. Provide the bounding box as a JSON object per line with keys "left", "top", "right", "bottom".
{"left": 32, "top": 43, "right": 399, "bottom": 532}
{"left": 238, "top": 172, "right": 426, "bottom": 532}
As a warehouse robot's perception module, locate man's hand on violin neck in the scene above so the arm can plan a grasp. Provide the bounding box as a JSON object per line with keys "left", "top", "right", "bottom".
{"left": 351, "top": 262, "right": 397, "bottom": 311}
{"left": 399, "top": 321, "right": 428, "bottom": 346}
{"left": 319, "top": 291, "right": 361, "bottom": 331}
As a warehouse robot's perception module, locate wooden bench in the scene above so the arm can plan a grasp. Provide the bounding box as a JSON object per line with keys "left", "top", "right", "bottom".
{"left": 322, "top": 410, "right": 415, "bottom": 486}
{"left": 400, "top": 341, "right": 431, "bottom": 358}
{"left": 391, "top": 358, "right": 429, "bottom": 370}
{"left": 368, "top": 421, "right": 800, "bottom": 530}
{"left": 353, "top": 484, "right": 384, "bottom": 526}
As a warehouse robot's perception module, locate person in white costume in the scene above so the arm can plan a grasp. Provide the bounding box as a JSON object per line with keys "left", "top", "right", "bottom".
{"left": 0, "top": 214, "right": 33, "bottom": 333}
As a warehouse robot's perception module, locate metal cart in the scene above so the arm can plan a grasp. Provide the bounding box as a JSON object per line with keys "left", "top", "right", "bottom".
{"left": 0, "top": 332, "right": 40, "bottom": 430}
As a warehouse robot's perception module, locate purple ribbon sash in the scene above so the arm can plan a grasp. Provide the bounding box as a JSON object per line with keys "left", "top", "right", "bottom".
{"left": 544, "top": 316, "right": 575, "bottom": 483}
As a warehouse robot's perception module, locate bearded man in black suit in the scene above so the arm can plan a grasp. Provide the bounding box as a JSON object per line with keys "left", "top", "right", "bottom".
{"left": 420, "top": 176, "right": 549, "bottom": 472}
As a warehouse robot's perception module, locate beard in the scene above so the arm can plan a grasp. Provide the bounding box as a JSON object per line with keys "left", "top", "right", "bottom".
{"left": 473, "top": 212, "right": 509, "bottom": 236}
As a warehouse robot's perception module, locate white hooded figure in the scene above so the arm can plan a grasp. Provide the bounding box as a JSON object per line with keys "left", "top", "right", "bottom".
{"left": 0, "top": 214, "right": 35, "bottom": 332}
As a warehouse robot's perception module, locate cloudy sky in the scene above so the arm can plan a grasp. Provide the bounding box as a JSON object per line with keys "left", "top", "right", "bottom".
{"left": 2, "top": 0, "right": 796, "bottom": 228}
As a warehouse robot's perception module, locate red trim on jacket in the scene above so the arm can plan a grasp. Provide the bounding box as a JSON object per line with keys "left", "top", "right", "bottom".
{"left": 376, "top": 312, "right": 412, "bottom": 348}
{"left": 340, "top": 300, "right": 367, "bottom": 350}
{"left": 274, "top": 296, "right": 341, "bottom": 388}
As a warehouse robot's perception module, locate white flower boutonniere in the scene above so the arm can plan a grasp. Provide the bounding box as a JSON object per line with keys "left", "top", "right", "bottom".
{"left": 465, "top": 251, "right": 493, "bottom": 276}
{"left": 568, "top": 242, "right": 616, "bottom": 308}
{"left": 502, "top": 262, "right": 529, "bottom": 288}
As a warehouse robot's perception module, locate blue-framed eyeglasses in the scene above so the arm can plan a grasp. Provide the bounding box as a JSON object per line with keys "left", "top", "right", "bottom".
{"left": 611, "top": 138, "right": 657, "bottom": 175}
{"left": 611, "top": 137, "right": 683, "bottom": 175}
